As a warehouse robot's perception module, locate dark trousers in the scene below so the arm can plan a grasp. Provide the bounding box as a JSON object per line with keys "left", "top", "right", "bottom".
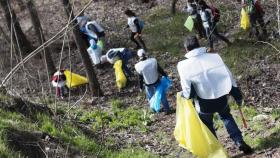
{"left": 193, "top": 15, "right": 206, "bottom": 39}
{"left": 119, "top": 49, "right": 135, "bottom": 77}
{"left": 205, "top": 23, "right": 231, "bottom": 49}
{"left": 130, "top": 32, "right": 147, "bottom": 50}
{"left": 198, "top": 96, "right": 243, "bottom": 144}
{"left": 249, "top": 12, "right": 267, "bottom": 39}
{"left": 56, "top": 86, "right": 66, "bottom": 97}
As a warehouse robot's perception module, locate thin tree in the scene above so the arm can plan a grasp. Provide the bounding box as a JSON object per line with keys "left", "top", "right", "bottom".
{"left": 61, "top": 0, "right": 103, "bottom": 97}
{"left": 0, "top": 0, "right": 34, "bottom": 56}
{"left": 171, "top": 0, "right": 179, "bottom": 14}
{"left": 25, "top": 0, "right": 56, "bottom": 75}
{"left": 277, "top": 0, "right": 280, "bottom": 35}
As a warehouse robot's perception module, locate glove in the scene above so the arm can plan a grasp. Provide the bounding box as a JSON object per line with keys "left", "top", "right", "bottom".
{"left": 236, "top": 99, "right": 243, "bottom": 106}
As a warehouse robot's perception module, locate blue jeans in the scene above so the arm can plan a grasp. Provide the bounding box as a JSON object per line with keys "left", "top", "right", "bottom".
{"left": 145, "top": 83, "right": 170, "bottom": 112}
{"left": 199, "top": 105, "right": 243, "bottom": 144}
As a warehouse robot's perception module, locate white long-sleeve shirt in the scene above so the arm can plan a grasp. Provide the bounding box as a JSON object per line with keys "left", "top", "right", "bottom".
{"left": 177, "top": 47, "right": 237, "bottom": 99}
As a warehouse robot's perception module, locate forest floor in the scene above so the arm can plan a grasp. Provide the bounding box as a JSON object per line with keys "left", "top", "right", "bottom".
{"left": 0, "top": 0, "right": 279, "bottom": 157}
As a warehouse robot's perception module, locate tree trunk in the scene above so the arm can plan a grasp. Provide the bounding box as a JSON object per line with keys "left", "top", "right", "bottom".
{"left": 0, "top": 25, "right": 10, "bottom": 44}
{"left": 171, "top": 0, "right": 179, "bottom": 14}
{"left": 0, "top": 0, "right": 34, "bottom": 56}
{"left": 26, "top": 0, "right": 56, "bottom": 75}
{"left": 277, "top": 0, "right": 280, "bottom": 35}
{"left": 61, "top": 0, "right": 103, "bottom": 97}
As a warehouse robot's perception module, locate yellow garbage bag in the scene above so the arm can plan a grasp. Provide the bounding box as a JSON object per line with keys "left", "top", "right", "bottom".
{"left": 174, "top": 93, "right": 228, "bottom": 158}
{"left": 64, "top": 70, "right": 88, "bottom": 88}
{"left": 113, "top": 60, "right": 127, "bottom": 89}
{"left": 240, "top": 8, "right": 250, "bottom": 30}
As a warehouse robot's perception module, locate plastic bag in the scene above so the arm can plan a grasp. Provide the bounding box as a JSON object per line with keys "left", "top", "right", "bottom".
{"left": 184, "top": 16, "right": 194, "bottom": 32}
{"left": 240, "top": 8, "right": 250, "bottom": 30}
{"left": 97, "top": 40, "right": 104, "bottom": 50}
{"left": 64, "top": 70, "right": 88, "bottom": 88}
{"left": 174, "top": 93, "right": 228, "bottom": 158}
{"left": 149, "top": 77, "right": 172, "bottom": 112}
{"left": 87, "top": 45, "right": 102, "bottom": 65}
{"left": 113, "top": 60, "right": 127, "bottom": 89}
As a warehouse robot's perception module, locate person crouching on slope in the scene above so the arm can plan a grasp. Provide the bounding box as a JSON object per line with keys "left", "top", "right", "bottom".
{"left": 177, "top": 36, "right": 252, "bottom": 154}
{"left": 135, "top": 49, "right": 172, "bottom": 115}
{"left": 100, "top": 48, "right": 135, "bottom": 77}
{"left": 124, "top": 9, "right": 147, "bottom": 50}
{"left": 51, "top": 69, "right": 67, "bottom": 99}
{"left": 77, "top": 16, "right": 105, "bottom": 48}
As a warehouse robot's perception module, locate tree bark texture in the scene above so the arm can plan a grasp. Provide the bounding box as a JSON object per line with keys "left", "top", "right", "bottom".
{"left": 0, "top": 0, "right": 34, "bottom": 56}
{"left": 26, "top": 0, "right": 56, "bottom": 75}
{"left": 171, "top": 0, "right": 179, "bottom": 14}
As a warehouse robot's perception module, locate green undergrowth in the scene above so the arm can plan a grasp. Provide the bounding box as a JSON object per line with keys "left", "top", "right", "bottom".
{"left": 0, "top": 92, "right": 156, "bottom": 157}
{"left": 144, "top": 8, "right": 190, "bottom": 55}
{"left": 79, "top": 99, "right": 153, "bottom": 132}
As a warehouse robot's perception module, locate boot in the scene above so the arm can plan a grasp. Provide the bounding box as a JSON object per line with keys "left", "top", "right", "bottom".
{"left": 236, "top": 141, "right": 253, "bottom": 154}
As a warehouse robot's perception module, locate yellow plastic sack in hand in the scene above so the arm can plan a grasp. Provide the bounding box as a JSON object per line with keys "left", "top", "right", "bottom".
{"left": 240, "top": 8, "right": 250, "bottom": 30}
{"left": 64, "top": 70, "right": 88, "bottom": 88}
{"left": 174, "top": 93, "right": 228, "bottom": 158}
{"left": 113, "top": 60, "right": 127, "bottom": 89}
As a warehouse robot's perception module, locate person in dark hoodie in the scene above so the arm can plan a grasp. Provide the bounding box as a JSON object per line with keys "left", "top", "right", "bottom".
{"left": 135, "top": 49, "right": 172, "bottom": 115}
{"left": 240, "top": 0, "right": 267, "bottom": 40}
{"left": 124, "top": 9, "right": 147, "bottom": 50}
{"left": 177, "top": 36, "right": 253, "bottom": 154}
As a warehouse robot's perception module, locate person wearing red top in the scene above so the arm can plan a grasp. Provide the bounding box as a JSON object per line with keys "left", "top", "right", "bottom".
{"left": 51, "top": 69, "right": 67, "bottom": 99}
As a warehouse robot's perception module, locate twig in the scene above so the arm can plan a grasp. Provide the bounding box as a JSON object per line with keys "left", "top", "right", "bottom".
{"left": 255, "top": 41, "right": 280, "bottom": 58}
{"left": 63, "top": 85, "right": 88, "bottom": 118}
{"left": 1, "top": 0, "right": 95, "bottom": 86}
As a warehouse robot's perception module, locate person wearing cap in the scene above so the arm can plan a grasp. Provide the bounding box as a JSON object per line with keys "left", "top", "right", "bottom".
{"left": 124, "top": 9, "right": 147, "bottom": 50}
{"left": 101, "top": 48, "right": 135, "bottom": 77}
{"left": 77, "top": 16, "right": 105, "bottom": 48}
{"left": 177, "top": 36, "right": 252, "bottom": 154}
{"left": 135, "top": 49, "right": 171, "bottom": 114}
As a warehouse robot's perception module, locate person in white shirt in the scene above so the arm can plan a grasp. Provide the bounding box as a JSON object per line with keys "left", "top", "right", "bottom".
{"left": 177, "top": 36, "right": 252, "bottom": 153}
{"left": 198, "top": 0, "right": 231, "bottom": 52}
{"left": 124, "top": 9, "right": 147, "bottom": 50}
{"left": 51, "top": 69, "right": 67, "bottom": 99}
{"left": 183, "top": 0, "right": 205, "bottom": 39}
{"left": 135, "top": 49, "right": 172, "bottom": 114}
{"left": 77, "top": 16, "right": 105, "bottom": 48}
{"left": 100, "top": 48, "right": 135, "bottom": 76}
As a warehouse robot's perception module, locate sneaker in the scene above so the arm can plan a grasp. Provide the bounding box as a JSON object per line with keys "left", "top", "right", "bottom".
{"left": 236, "top": 141, "right": 253, "bottom": 154}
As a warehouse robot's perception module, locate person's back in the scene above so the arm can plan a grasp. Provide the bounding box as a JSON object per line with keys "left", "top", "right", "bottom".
{"left": 177, "top": 36, "right": 252, "bottom": 154}
{"left": 178, "top": 47, "right": 232, "bottom": 99}
{"left": 135, "top": 58, "right": 158, "bottom": 85}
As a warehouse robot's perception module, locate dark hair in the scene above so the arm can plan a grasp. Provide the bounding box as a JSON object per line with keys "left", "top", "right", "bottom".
{"left": 184, "top": 36, "right": 200, "bottom": 51}
{"left": 124, "top": 9, "right": 136, "bottom": 17}
{"left": 198, "top": 0, "right": 209, "bottom": 9}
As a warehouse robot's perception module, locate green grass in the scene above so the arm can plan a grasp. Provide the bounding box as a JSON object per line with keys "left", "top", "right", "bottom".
{"left": 106, "top": 148, "right": 158, "bottom": 158}
{"left": 79, "top": 99, "right": 152, "bottom": 132}
{"left": 144, "top": 8, "right": 190, "bottom": 56}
